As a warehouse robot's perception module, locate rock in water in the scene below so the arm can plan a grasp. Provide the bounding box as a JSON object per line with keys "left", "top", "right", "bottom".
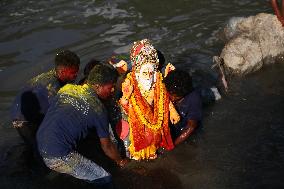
{"left": 220, "top": 13, "right": 284, "bottom": 75}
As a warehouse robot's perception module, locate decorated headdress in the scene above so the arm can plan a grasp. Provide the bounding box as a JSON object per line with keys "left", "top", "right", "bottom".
{"left": 130, "top": 39, "right": 159, "bottom": 71}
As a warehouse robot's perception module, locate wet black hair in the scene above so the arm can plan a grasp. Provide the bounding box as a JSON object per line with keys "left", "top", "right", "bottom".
{"left": 87, "top": 64, "right": 118, "bottom": 85}
{"left": 163, "top": 69, "right": 193, "bottom": 97}
{"left": 84, "top": 59, "right": 101, "bottom": 76}
{"left": 55, "top": 50, "right": 80, "bottom": 67}
{"left": 78, "top": 59, "right": 101, "bottom": 85}
{"left": 157, "top": 50, "right": 165, "bottom": 71}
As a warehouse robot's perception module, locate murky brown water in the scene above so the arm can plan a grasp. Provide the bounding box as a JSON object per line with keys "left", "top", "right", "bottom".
{"left": 1, "top": 0, "right": 283, "bottom": 188}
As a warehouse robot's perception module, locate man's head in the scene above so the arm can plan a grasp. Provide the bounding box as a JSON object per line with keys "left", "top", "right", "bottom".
{"left": 164, "top": 69, "right": 193, "bottom": 102}
{"left": 84, "top": 59, "right": 101, "bottom": 77}
{"left": 55, "top": 50, "right": 80, "bottom": 84}
{"left": 157, "top": 50, "right": 165, "bottom": 71}
{"left": 87, "top": 64, "right": 118, "bottom": 99}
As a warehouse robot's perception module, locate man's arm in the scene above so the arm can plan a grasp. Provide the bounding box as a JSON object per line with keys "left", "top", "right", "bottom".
{"left": 100, "top": 137, "right": 129, "bottom": 167}
{"left": 174, "top": 119, "right": 198, "bottom": 145}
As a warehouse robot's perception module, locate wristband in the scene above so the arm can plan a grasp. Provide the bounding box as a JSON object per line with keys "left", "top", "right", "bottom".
{"left": 117, "top": 159, "right": 124, "bottom": 167}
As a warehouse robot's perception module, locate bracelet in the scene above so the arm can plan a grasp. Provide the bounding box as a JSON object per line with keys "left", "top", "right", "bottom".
{"left": 121, "top": 96, "right": 129, "bottom": 101}
{"left": 116, "top": 159, "right": 124, "bottom": 166}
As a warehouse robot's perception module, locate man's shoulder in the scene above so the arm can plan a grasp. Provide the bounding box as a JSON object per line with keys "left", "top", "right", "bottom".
{"left": 58, "top": 84, "right": 105, "bottom": 114}
{"left": 184, "top": 90, "right": 201, "bottom": 102}
{"left": 58, "top": 84, "right": 91, "bottom": 98}
{"left": 29, "top": 70, "right": 57, "bottom": 86}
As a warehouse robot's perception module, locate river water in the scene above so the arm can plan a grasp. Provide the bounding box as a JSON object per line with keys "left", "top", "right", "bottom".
{"left": 1, "top": 0, "right": 284, "bottom": 189}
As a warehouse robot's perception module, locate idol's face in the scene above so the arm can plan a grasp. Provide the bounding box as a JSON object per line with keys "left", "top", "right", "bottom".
{"left": 139, "top": 63, "right": 155, "bottom": 80}
{"left": 136, "top": 63, "right": 155, "bottom": 91}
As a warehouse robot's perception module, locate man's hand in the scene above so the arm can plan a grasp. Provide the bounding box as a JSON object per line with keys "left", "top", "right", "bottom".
{"left": 116, "top": 158, "right": 130, "bottom": 168}
{"left": 174, "top": 120, "right": 198, "bottom": 145}
{"left": 100, "top": 137, "right": 126, "bottom": 167}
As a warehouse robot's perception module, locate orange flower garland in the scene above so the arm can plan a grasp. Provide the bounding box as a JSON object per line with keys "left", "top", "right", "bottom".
{"left": 123, "top": 71, "right": 174, "bottom": 160}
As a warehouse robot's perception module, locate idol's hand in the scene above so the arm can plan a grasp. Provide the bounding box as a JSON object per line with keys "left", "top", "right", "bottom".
{"left": 170, "top": 110, "right": 180, "bottom": 124}
{"left": 121, "top": 79, "right": 133, "bottom": 99}
{"left": 113, "top": 60, "right": 127, "bottom": 68}
{"left": 164, "top": 63, "right": 175, "bottom": 77}
{"left": 169, "top": 101, "right": 180, "bottom": 124}
{"left": 113, "top": 60, "right": 128, "bottom": 74}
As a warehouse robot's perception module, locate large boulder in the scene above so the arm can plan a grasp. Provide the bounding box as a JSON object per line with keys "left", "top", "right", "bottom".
{"left": 220, "top": 13, "right": 284, "bottom": 75}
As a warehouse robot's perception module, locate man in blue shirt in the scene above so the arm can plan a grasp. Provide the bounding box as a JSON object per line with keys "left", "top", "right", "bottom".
{"left": 10, "top": 50, "right": 80, "bottom": 167}
{"left": 164, "top": 69, "right": 202, "bottom": 145}
{"left": 36, "top": 64, "right": 129, "bottom": 187}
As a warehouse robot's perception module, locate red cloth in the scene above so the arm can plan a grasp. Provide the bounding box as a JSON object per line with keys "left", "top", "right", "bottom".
{"left": 115, "top": 119, "right": 129, "bottom": 140}
{"left": 128, "top": 72, "right": 174, "bottom": 152}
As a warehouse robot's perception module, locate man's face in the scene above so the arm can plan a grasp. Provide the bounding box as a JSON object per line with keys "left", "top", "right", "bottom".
{"left": 137, "top": 63, "right": 155, "bottom": 90}
{"left": 56, "top": 65, "right": 79, "bottom": 84}
{"left": 169, "top": 93, "right": 183, "bottom": 103}
{"left": 96, "top": 82, "right": 115, "bottom": 100}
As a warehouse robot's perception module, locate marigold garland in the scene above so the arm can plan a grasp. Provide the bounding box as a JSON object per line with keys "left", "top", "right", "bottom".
{"left": 131, "top": 71, "right": 164, "bottom": 129}
{"left": 121, "top": 71, "right": 174, "bottom": 160}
